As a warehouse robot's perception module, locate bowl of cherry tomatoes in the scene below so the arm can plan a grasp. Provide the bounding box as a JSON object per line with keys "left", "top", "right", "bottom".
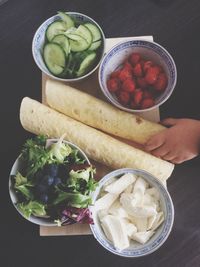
{"left": 98, "top": 40, "right": 177, "bottom": 112}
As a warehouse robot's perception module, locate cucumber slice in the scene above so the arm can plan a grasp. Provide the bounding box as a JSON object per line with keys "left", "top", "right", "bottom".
{"left": 88, "top": 40, "right": 102, "bottom": 51}
{"left": 75, "top": 25, "right": 92, "bottom": 46}
{"left": 64, "top": 27, "right": 77, "bottom": 35}
{"left": 84, "top": 23, "right": 101, "bottom": 42}
{"left": 46, "top": 21, "right": 66, "bottom": 42}
{"left": 52, "top": 34, "right": 70, "bottom": 56}
{"left": 67, "top": 34, "right": 90, "bottom": 52}
{"left": 76, "top": 52, "right": 97, "bottom": 77}
{"left": 57, "top": 11, "right": 75, "bottom": 29}
{"left": 43, "top": 43, "right": 66, "bottom": 75}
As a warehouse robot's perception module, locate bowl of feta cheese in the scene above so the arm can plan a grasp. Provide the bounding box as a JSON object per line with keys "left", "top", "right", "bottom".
{"left": 89, "top": 168, "right": 174, "bottom": 257}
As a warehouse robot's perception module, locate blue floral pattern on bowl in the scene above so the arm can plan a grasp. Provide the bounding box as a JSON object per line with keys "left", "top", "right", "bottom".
{"left": 98, "top": 40, "right": 177, "bottom": 112}
{"left": 90, "top": 168, "right": 174, "bottom": 257}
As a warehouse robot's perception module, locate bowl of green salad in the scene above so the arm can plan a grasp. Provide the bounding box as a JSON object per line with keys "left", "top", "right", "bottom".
{"left": 32, "top": 11, "right": 105, "bottom": 81}
{"left": 9, "top": 135, "right": 97, "bottom": 226}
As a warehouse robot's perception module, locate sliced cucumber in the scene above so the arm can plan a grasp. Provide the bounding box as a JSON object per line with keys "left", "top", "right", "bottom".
{"left": 76, "top": 52, "right": 97, "bottom": 77}
{"left": 67, "top": 34, "right": 90, "bottom": 52}
{"left": 64, "top": 27, "right": 77, "bottom": 35}
{"left": 84, "top": 23, "right": 101, "bottom": 42}
{"left": 57, "top": 11, "right": 75, "bottom": 29}
{"left": 43, "top": 43, "right": 66, "bottom": 75}
{"left": 46, "top": 21, "right": 66, "bottom": 42}
{"left": 43, "top": 13, "right": 100, "bottom": 78}
{"left": 52, "top": 34, "right": 70, "bottom": 56}
{"left": 88, "top": 40, "right": 102, "bottom": 51}
{"left": 75, "top": 25, "right": 93, "bottom": 46}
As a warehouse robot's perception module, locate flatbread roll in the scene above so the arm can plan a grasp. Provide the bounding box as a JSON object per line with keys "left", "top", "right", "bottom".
{"left": 20, "top": 97, "right": 174, "bottom": 182}
{"left": 45, "top": 79, "right": 165, "bottom": 145}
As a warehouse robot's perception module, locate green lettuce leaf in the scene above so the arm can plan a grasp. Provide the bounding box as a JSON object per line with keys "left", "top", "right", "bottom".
{"left": 21, "top": 135, "right": 72, "bottom": 178}
{"left": 14, "top": 172, "right": 34, "bottom": 200}
{"left": 69, "top": 167, "right": 91, "bottom": 182}
{"left": 49, "top": 139, "right": 72, "bottom": 163}
{"left": 67, "top": 166, "right": 97, "bottom": 194}
{"left": 53, "top": 190, "right": 91, "bottom": 208}
{"left": 69, "top": 149, "right": 86, "bottom": 164}
{"left": 17, "top": 201, "right": 46, "bottom": 218}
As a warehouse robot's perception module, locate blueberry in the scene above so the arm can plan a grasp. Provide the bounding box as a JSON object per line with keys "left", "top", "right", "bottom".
{"left": 41, "top": 175, "right": 54, "bottom": 186}
{"left": 35, "top": 170, "right": 44, "bottom": 183}
{"left": 40, "top": 194, "right": 48, "bottom": 204}
{"left": 45, "top": 164, "right": 58, "bottom": 177}
{"left": 36, "top": 184, "right": 48, "bottom": 194}
{"left": 54, "top": 177, "right": 62, "bottom": 186}
{"left": 58, "top": 165, "right": 68, "bottom": 178}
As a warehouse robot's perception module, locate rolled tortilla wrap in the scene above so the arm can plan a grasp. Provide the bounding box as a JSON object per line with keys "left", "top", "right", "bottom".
{"left": 45, "top": 79, "right": 165, "bottom": 145}
{"left": 20, "top": 97, "right": 174, "bottom": 182}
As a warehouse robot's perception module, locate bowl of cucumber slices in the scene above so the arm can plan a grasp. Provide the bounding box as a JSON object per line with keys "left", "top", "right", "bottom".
{"left": 32, "top": 11, "right": 105, "bottom": 81}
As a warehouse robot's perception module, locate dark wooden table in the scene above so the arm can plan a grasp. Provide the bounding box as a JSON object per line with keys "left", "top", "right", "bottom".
{"left": 1, "top": 0, "right": 200, "bottom": 266}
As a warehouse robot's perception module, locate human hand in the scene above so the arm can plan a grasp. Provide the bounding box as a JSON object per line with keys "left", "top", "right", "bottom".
{"left": 145, "top": 118, "right": 200, "bottom": 164}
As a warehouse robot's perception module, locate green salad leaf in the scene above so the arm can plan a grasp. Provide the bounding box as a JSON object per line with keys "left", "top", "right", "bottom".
{"left": 53, "top": 190, "right": 91, "bottom": 208}
{"left": 69, "top": 167, "right": 91, "bottom": 182}
{"left": 49, "top": 137, "right": 72, "bottom": 163}
{"left": 69, "top": 149, "right": 86, "bottom": 164}
{"left": 17, "top": 201, "right": 46, "bottom": 218}
{"left": 21, "top": 135, "right": 72, "bottom": 179}
{"left": 14, "top": 172, "right": 34, "bottom": 200}
{"left": 67, "top": 166, "right": 97, "bottom": 194}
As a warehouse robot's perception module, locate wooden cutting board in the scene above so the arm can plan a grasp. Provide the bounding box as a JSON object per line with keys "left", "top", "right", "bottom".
{"left": 40, "top": 35, "right": 160, "bottom": 236}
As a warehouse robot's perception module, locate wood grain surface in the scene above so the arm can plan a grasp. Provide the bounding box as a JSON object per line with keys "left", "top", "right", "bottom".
{"left": 1, "top": 0, "right": 200, "bottom": 267}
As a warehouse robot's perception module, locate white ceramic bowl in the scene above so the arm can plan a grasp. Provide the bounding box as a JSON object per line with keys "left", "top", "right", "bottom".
{"left": 99, "top": 40, "right": 177, "bottom": 112}
{"left": 32, "top": 12, "right": 105, "bottom": 82}
{"left": 9, "top": 139, "right": 90, "bottom": 226}
{"left": 90, "top": 168, "right": 174, "bottom": 257}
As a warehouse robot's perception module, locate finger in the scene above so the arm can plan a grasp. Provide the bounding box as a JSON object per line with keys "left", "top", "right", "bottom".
{"left": 162, "top": 151, "right": 177, "bottom": 161}
{"left": 145, "top": 134, "right": 165, "bottom": 152}
{"left": 151, "top": 146, "right": 169, "bottom": 158}
{"left": 161, "top": 118, "right": 178, "bottom": 127}
{"left": 171, "top": 157, "right": 184, "bottom": 164}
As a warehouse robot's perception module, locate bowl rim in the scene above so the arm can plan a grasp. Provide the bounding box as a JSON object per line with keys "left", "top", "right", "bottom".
{"left": 32, "top": 11, "right": 106, "bottom": 82}
{"left": 98, "top": 39, "right": 177, "bottom": 113}
{"left": 89, "top": 168, "right": 174, "bottom": 257}
{"left": 8, "top": 138, "right": 91, "bottom": 226}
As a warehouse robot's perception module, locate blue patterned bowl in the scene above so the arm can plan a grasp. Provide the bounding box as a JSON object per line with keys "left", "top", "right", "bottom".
{"left": 32, "top": 12, "right": 105, "bottom": 82}
{"left": 99, "top": 40, "right": 177, "bottom": 112}
{"left": 90, "top": 168, "right": 174, "bottom": 257}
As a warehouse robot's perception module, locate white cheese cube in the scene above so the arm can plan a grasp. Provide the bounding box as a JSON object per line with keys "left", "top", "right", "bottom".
{"left": 146, "top": 188, "right": 160, "bottom": 200}
{"left": 105, "top": 173, "right": 136, "bottom": 195}
{"left": 147, "top": 214, "right": 157, "bottom": 230}
{"left": 133, "top": 177, "right": 148, "bottom": 195}
{"left": 120, "top": 193, "right": 156, "bottom": 218}
{"left": 95, "top": 193, "right": 118, "bottom": 211}
{"left": 152, "top": 212, "right": 164, "bottom": 231}
{"left": 121, "top": 218, "right": 137, "bottom": 237}
{"left": 131, "top": 231, "right": 154, "bottom": 244}
{"left": 131, "top": 217, "right": 148, "bottom": 232}
{"left": 108, "top": 200, "right": 129, "bottom": 218}
{"left": 124, "top": 184, "right": 133, "bottom": 194}
{"left": 98, "top": 209, "right": 109, "bottom": 222}
{"left": 120, "top": 192, "right": 142, "bottom": 210}
{"left": 101, "top": 215, "right": 130, "bottom": 250}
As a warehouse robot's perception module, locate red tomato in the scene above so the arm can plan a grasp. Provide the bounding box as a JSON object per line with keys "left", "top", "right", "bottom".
{"left": 129, "top": 53, "right": 141, "bottom": 66}
{"left": 107, "top": 78, "right": 120, "bottom": 92}
{"left": 118, "top": 91, "right": 130, "bottom": 105}
{"left": 122, "top": 79, "right": 136, "bottom": 92}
